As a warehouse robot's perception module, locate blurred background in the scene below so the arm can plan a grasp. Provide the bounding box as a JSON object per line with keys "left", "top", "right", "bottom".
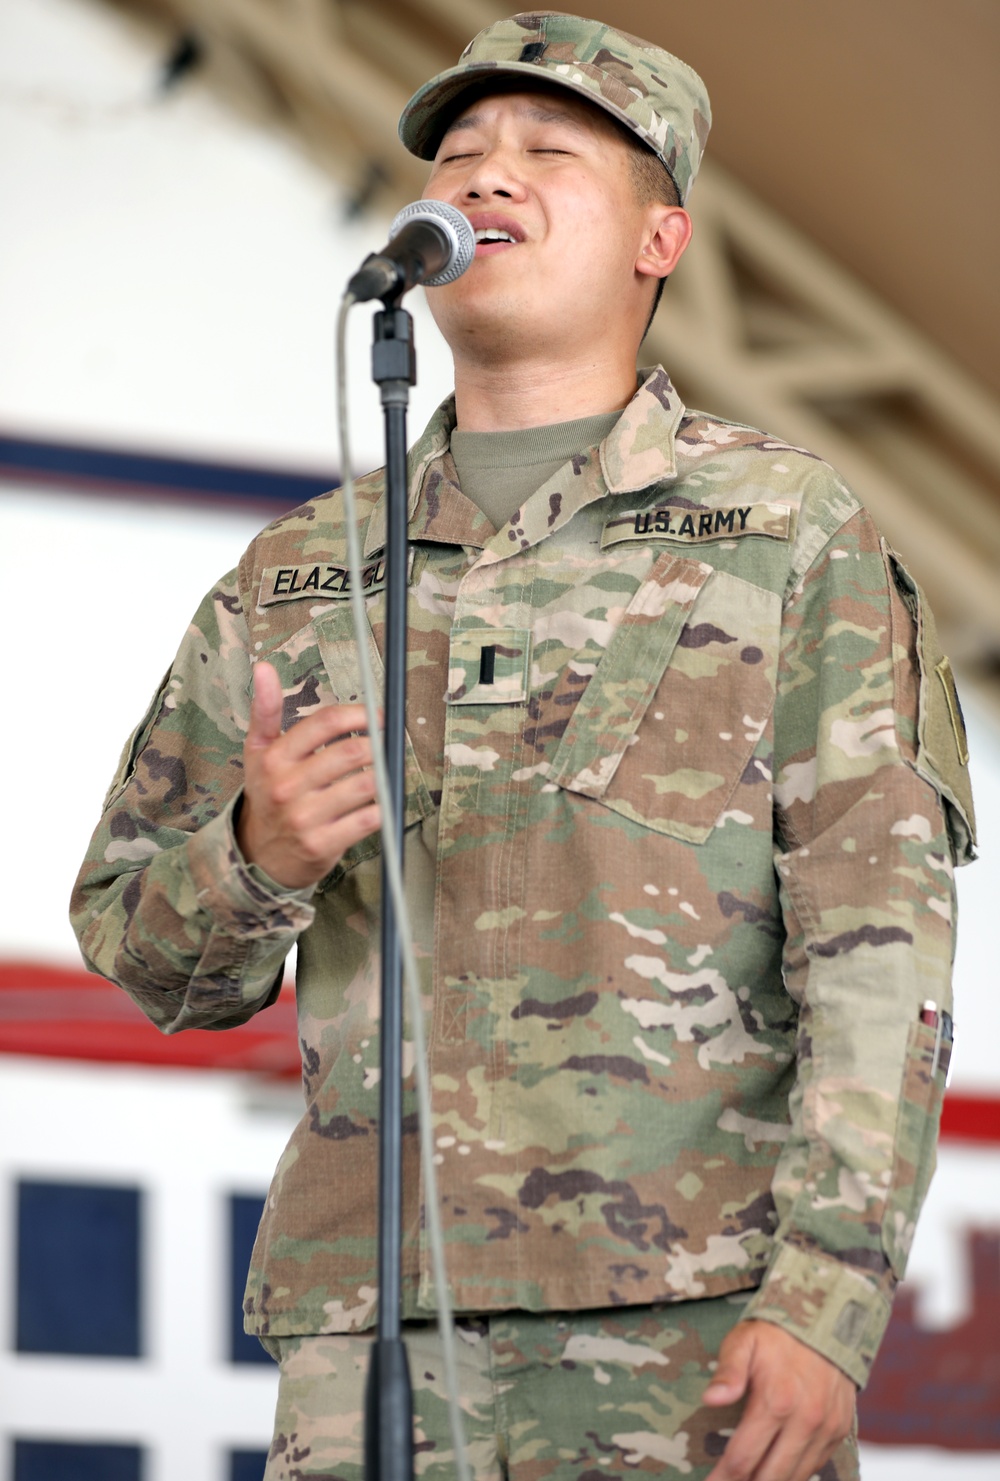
{"left": 1, "top": 1, "right": 999, "bottom": 1478}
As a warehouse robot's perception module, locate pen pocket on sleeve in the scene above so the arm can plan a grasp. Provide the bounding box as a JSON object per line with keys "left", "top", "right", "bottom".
{"left": 101, "top": 668, "right": 173, "bottom": 810}
{"left": 881, "top": 1015, "right": 949, "bottom": 1279}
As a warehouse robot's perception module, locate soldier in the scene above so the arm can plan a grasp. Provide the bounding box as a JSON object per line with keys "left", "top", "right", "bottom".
{"left": 71, "top": 12, "right": 976, "bottom": 1481}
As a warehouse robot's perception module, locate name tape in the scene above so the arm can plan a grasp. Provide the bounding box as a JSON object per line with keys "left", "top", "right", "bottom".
{"left": 259, "top": 556, "right": 400, "bottom": 606}
{"left": 602, "top": 502, "right": 792, "bottom": 549}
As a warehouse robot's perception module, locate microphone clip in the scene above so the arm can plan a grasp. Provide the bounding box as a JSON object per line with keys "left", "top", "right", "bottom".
{"left": 372, "top": 308, "right": 417, "bottom": 400}
{"left": 349, "top": 252, "right": 408, "bottom": 306}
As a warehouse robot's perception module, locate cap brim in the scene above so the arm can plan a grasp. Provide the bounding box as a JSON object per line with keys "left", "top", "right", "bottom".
{"left": 398, "top": 60, "right": 654, "bottom": 165}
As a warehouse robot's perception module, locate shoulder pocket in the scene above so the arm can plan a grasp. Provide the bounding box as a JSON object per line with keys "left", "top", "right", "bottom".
{"left": 549, "top": 557, "right": 780, "bottom": 843}
{"left": 885, "top": 545, "right": 976, "bottom": 863}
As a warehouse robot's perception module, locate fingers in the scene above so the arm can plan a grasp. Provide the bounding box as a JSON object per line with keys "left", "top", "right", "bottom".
{"left": 250, "top": 662, "right": 375, "bottom": 760}
{"left": 264, "top": 750, "right": 379, "bottom": 838}
{"left": 704, "top": 1324, "right": 856, "bottom": 1481}
{"left": 262, "top": 720, "right": 375, "bottom": 806}
{"left": 264, "top": 789, "right": 381, "bottom": 884}
{"left": 708, "top": 1390, "right": 843, "bottom": 1481}
{"left": 280, "top": 702, "right": 377, "bottom": 763}
{"left": 239, "top": 751, "right": 381, "bottom": 889}
{"left": 704, "top": 1323, "right": 754, "bottom": 1407}
{"left": 704, "top": 1374, "right": 792, "bottom": 1481}
{"left": 239, "top": 668, "right": 383, "bottom": 888}
{"left": 750, "top": 1407, "right": 837, "bottom": 1481}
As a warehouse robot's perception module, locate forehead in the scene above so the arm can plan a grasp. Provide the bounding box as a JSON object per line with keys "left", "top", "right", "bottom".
{"left": 438, "top": 82, "right": 624, "bottom": 146}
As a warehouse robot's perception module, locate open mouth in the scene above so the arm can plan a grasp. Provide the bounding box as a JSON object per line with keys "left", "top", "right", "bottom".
{"left": 473, "top": 226, "right": 520, "bottom": 253}
{"left": 475, "top": 228, "right": 516, "bottom": 244}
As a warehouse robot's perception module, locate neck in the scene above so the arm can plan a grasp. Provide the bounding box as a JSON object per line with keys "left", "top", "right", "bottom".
{"left": 450, "top": 347, "right": 639, "bottom": 433}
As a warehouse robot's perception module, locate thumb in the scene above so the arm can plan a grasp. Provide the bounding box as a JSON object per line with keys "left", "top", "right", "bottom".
{"left": 703, "top": 1323, "right": 754, "bottom": 1406}
{"left": 246, "top": 660, "right": 283, "bottom": 751}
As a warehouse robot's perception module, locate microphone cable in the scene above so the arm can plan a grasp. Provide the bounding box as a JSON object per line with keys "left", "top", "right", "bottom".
{"left": 335, "top": 290, "right": 472, "bottom": 1481}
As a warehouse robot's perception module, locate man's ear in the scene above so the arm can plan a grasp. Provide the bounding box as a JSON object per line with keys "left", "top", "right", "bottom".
{"left": 636, "top": 206, "right": 692, "bottom": 281}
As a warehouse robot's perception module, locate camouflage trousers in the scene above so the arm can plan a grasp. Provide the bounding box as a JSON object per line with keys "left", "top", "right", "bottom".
{"left": 262, "top": 1298, "right": 860, "bottom": 1480}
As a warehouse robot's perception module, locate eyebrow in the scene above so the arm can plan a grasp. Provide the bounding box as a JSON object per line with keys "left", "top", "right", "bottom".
{"left": 440, "top": 101, "right": 590, "bottom": 140}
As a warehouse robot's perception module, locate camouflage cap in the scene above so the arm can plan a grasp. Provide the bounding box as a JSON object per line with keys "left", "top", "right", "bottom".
{"left": 398, "top": 12, "right": 711, "bottom": 205}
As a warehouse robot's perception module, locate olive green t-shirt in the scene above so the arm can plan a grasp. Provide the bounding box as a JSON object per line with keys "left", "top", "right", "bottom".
{"left": 450, "top": 411, "right": 623, "bottom": 530}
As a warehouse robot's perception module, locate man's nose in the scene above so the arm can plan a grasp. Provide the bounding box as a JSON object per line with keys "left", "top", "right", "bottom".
{"left": 460, "top": 147, "right": 528, "bottom": 202}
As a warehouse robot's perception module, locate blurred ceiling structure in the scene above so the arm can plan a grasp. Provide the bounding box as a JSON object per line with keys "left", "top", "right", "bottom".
{"left": 104, "top": 0, "right": 1000, "bottom": 697}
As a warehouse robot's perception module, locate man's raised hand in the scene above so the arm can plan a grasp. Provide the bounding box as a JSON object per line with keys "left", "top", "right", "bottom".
{"left": 236, "top": 660, "right": 381, "bottom": 889}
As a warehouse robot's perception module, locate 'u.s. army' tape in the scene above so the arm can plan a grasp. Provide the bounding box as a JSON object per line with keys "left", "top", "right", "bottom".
{"left": 602, "top": 502, "right": 792, "bottom": 549}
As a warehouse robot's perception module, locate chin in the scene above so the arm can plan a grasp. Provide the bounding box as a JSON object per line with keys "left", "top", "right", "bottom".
{"left": 429, "top": 284, "right": 529, "bottom": 344}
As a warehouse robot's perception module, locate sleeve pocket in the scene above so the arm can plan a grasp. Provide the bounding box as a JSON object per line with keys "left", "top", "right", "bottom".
{"left": 882, "top": 1015, "right": 949, "bottom": 1278}
{"left": 102, "top": 668, "right": 172, "bottom": 809}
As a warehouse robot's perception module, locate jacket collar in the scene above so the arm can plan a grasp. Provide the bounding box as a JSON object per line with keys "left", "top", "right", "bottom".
{"left": 363, "top": 366, "right": 684, "bottom": 559}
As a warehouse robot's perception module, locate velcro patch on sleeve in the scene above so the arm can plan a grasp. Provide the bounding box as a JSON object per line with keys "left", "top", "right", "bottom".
{"left": 886, "top": 542, "right": 976, "bottom": 861}
{"left": 935, "top": 656, "right": 970, "bottom": 768}
{"left": 602, "top": 502, "right": 792, "bottom": 549}
{"left": 259, "top": 555, "right": 403, "bottom": 606}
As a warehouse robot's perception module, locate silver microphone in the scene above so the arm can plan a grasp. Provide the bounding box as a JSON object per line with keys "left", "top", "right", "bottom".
{"left": 347, "top": 200, "right": 475, "bottom": 303}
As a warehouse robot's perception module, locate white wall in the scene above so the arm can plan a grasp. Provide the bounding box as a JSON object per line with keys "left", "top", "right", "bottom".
{"left": 0, "top": 0, "right": 454, "bottom": 472}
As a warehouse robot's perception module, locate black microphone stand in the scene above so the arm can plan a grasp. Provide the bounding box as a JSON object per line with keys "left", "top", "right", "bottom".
{"left": 363, "top": 297, "right": 417, "bottom": 1481}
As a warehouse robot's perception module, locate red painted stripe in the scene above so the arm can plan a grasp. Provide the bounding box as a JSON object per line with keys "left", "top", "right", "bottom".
{"left": 939, "top": 1093, "right": 1000, "bottom": 1144}
{"left": 0, "top": 959, "right": 300, "bottom": 1078}
{"left": 3, "top": 960, "right": 1000, "bottom": 1141}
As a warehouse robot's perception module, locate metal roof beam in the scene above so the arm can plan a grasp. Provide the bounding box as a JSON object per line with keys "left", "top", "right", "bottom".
{"left": 654, "top": 162, "right": 1000, "bottom": 663}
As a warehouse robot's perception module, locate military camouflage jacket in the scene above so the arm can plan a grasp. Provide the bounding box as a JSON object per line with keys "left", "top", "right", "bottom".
{"left": 71, "top": 369, "right": 975, "bottom": 1388}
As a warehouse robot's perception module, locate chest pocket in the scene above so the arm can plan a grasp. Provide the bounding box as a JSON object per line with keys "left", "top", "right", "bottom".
{"left": 549, "top": 557, "right": 781, "bottom": 844}
{"left": 313, "top": 606, "right": 435, "bottom": 833}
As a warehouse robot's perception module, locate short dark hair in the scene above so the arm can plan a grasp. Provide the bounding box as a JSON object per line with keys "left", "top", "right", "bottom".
{"left": 627, "top": 144, "right": 680, "bottom": 211}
